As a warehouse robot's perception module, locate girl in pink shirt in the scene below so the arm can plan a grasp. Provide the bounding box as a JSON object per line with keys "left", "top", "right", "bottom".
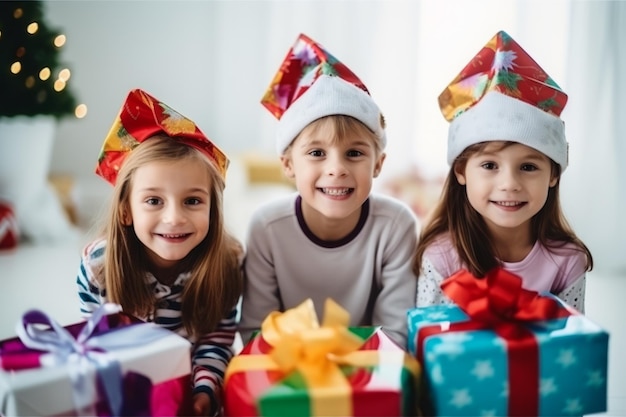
{"left": 413, "top": 31, "right": 592, "bottom": 312}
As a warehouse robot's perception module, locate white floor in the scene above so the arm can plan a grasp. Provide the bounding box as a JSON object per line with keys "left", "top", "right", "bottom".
{"left": 0, "top": 158, "right": 624, "bottom": 416}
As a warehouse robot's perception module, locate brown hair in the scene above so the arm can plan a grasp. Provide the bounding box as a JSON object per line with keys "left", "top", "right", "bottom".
{"left": 96, "top": 135, "right": 242, "bottom": 337}
{"left": 285, "top": 115, "right": 384, "bottom": 155}
{"left": 412, "top": 141, "right": 593, "bottom": 277}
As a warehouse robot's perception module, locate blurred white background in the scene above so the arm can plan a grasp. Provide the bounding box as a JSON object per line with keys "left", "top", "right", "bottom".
{"left": 37, "top": 0, "right": 623, "bottom": 273}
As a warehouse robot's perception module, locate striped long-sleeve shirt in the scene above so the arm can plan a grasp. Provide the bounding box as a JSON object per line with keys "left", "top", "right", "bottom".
{"left": 76, "top": 238, "right": 237, "bottom": 413}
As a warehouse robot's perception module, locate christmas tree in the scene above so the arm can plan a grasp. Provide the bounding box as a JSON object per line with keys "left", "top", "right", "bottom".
{"left": 0, "top": 1, "right": 78, "bottom": 119}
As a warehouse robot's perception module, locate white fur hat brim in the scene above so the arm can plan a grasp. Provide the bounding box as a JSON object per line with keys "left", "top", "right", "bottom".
{"left": 275, "top": 75, "right": 386, "bottom": 155}
{"left": 448, "top": 91, "right": 568, "bottom": 170}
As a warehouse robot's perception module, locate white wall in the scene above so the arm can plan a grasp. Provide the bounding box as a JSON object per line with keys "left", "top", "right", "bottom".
{"left": 44, "top": 0, "right": 569, "bottom": 182}
{"left": 45, "top": 1, "right": 388, "bottom": 179}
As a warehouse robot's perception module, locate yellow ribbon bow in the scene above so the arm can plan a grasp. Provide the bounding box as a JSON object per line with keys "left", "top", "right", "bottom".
{"left": 226, "top": 298, "right": 416, "bottom": 416}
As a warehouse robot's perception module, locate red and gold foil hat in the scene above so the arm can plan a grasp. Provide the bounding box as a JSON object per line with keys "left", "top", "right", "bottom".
{"left": 261, "top": 33, "right": 368, "bottom": 120}
{"left": 439, "top": 30, "right": 569, "bottom": 169}
{"left": 261, "top": 33, "right": 386, "bottom": 154}
{"left": 439, "top": 30, "right": 567, "bottom": 121}
{"left": 95, "top": 89, "right": 229, "bottom": 185}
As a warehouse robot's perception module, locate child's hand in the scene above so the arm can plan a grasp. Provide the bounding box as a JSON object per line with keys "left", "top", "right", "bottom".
{"left": 192, "top": 392, "right": 212, "bottom": 416}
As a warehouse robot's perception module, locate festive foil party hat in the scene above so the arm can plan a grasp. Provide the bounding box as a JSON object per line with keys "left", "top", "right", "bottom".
{"left": 261, "top": 33, "right": 386, "bottom": 154}
{"left": 439, "top": 30, "right": 569, "bottom": 170}
{"left": 95, "top": 89, "right": 229, "bottom": 185}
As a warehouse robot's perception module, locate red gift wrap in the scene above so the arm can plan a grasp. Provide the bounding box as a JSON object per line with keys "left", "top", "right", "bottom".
{"left": 225, "top": 299, "right": 420, "bottom": 417}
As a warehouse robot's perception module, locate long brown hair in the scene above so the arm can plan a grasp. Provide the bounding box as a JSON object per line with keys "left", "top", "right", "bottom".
{"left": 96, "top": 135, "right": 242, "bottom": 337}
{"left": 412, "top": 141, "right": 593, "bottom": 277}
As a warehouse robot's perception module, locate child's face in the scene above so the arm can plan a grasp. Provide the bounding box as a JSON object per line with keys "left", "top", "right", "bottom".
{"left": 126, "top": 157, "right": 212, "bottom": 274}
{"left": 281, "top": 127, "right": 385, "bottom": 223}
{"left": 454, "top": 141, "right": 557, "bottom": 237}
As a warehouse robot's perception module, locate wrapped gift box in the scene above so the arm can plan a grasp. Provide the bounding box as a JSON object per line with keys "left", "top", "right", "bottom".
{"left": 407, "top": 269, "right": 609, "bottom": 416}
{"left": 225, "top": 298, "right": 420, "bottom": 416}
{"left": 0, "top": 304, "right": 192, "bottom": 416}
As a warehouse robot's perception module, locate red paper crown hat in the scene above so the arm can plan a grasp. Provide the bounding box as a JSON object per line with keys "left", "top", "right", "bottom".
{"left": 261, "top": 33, "right": 386, "bottom": 154}
{"left": 95, "top": 89, "right": 229, "bottom": 185}
{"left": 439, "top": 30, "right": 569, "bottom": 170}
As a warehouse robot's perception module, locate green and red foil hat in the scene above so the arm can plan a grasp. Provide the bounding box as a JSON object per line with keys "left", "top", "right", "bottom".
{"left": 95, "top": 89, "right": 229, "bottom": 185}
{"left": 439, "top": 30, "right": 569, "bottom": 170}
{"left": 261, "top": 33, "right": 387, "bottom": 155}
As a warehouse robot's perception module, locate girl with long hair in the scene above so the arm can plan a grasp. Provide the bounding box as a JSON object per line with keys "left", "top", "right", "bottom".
{"left": 77, "top": 89, "right": 242, "bottom": 416}
{"left": 414, "top": 31, "right": 592, "bottom": 312}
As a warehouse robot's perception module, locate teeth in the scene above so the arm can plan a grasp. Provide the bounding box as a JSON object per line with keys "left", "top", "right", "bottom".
{"left": 322, "top": 188, "right": 350, "bottom": 195}
{"left": 497, "top": 201, "right": 522, "bottom": 207}
{"left": 162, "top": 233, "right": 186, "bottom": 238}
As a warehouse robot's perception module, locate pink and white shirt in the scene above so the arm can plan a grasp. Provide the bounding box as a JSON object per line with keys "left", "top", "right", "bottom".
{"left": 416, "top": 234, "right": 587, "bottom": 312}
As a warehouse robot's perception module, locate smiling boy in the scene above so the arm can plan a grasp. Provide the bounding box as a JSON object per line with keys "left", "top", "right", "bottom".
{"left": 238, "top": 34, "right": 419, "bottom": 348}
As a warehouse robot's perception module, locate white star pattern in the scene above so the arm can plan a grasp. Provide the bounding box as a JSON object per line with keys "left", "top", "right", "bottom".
{"left": 411, "top": 304, "right": 608, "bottom": 417}
{"left": 587, "top": 369, "right": 605, "bottom": 386}
{"left": 426, "top": 311, "right": 451, "bottom": 321}
{"left": 431, "top": 363, "right": 444, "bottom": 385}
{"left": 540, "top": 378, "right": 558, "bottom": 396}
{"left": 500, "top": 380, "right": 509, "bottom": 398}
{"left": 556, "top": 349, "right": 577, "bottom": 368}
{"left": 491, "top": 336, "right": 507, "bottom": 352}
{"left": 427, "top": 332, "right": 473, "bottom": 361}
{"left": 443, "top": 332, "right": 474, "bottom": 344}
{"left": 428, "top": 342, "right": 464, "bottom": 360}
{"left": 471, "top": 360, "right": 495, "bottom": 380}
{"left": 450, "top": 389, "right": 473, "bottom": 408}
{"left": 563, "top": 398, "right": 583, "bottom": 414}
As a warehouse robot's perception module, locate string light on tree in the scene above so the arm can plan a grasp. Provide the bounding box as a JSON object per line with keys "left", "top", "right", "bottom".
{"left": 0, "top": 1, "right": 87, "bottom": 119}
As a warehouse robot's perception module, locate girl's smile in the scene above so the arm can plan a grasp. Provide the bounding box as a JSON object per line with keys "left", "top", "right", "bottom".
{"left": 491, "top": 200, "right": 526, "bottom": 210}
{"left": 455, "top": 141, "right": 557, "bottom": 239}
{"left": 128, "top": 157, "right": 212, "bottom": 273}
{"left": 154, "top": 232, "right": 193, "bottom": 241}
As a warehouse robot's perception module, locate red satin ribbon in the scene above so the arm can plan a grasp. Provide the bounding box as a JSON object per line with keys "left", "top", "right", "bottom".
{"left": 417, "top": 268, "right": 572, "bottom": 417}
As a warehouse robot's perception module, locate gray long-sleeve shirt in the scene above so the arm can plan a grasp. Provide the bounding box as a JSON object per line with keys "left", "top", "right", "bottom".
{"left": 239, "top": 192, "right": 419, "bottom": 348}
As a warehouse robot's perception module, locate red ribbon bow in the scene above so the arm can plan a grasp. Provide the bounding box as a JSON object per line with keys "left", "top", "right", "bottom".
{"left": 441, "top": 267, "right": 570, "bottom": 337}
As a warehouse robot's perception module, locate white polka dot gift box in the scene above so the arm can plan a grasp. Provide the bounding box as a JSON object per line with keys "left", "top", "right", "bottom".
{"left": 407, "top": 268, "right": 609, "bottom": 416}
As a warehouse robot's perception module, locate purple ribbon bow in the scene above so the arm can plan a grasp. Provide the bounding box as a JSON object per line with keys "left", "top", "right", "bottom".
{"left": 14, "top": 303, "right": 173, "bottom": 416}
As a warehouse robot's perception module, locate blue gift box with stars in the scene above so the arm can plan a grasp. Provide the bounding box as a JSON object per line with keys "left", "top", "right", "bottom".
{"left": 407, "top": 299, "right": 608, "bottom": 416}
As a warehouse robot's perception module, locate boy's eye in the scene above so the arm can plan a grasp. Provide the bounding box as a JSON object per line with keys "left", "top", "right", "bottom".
{"left": 347, "top": 150, "right": 363, "bottom": 157}
{"left": 480, "top": 162, "right": 497, "bottom": 170}
{"left": 521, "top": 164, "right": 538, "bottom": 172}
{"left": 308, "top": 150, "right": 324, "bottom": 157}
